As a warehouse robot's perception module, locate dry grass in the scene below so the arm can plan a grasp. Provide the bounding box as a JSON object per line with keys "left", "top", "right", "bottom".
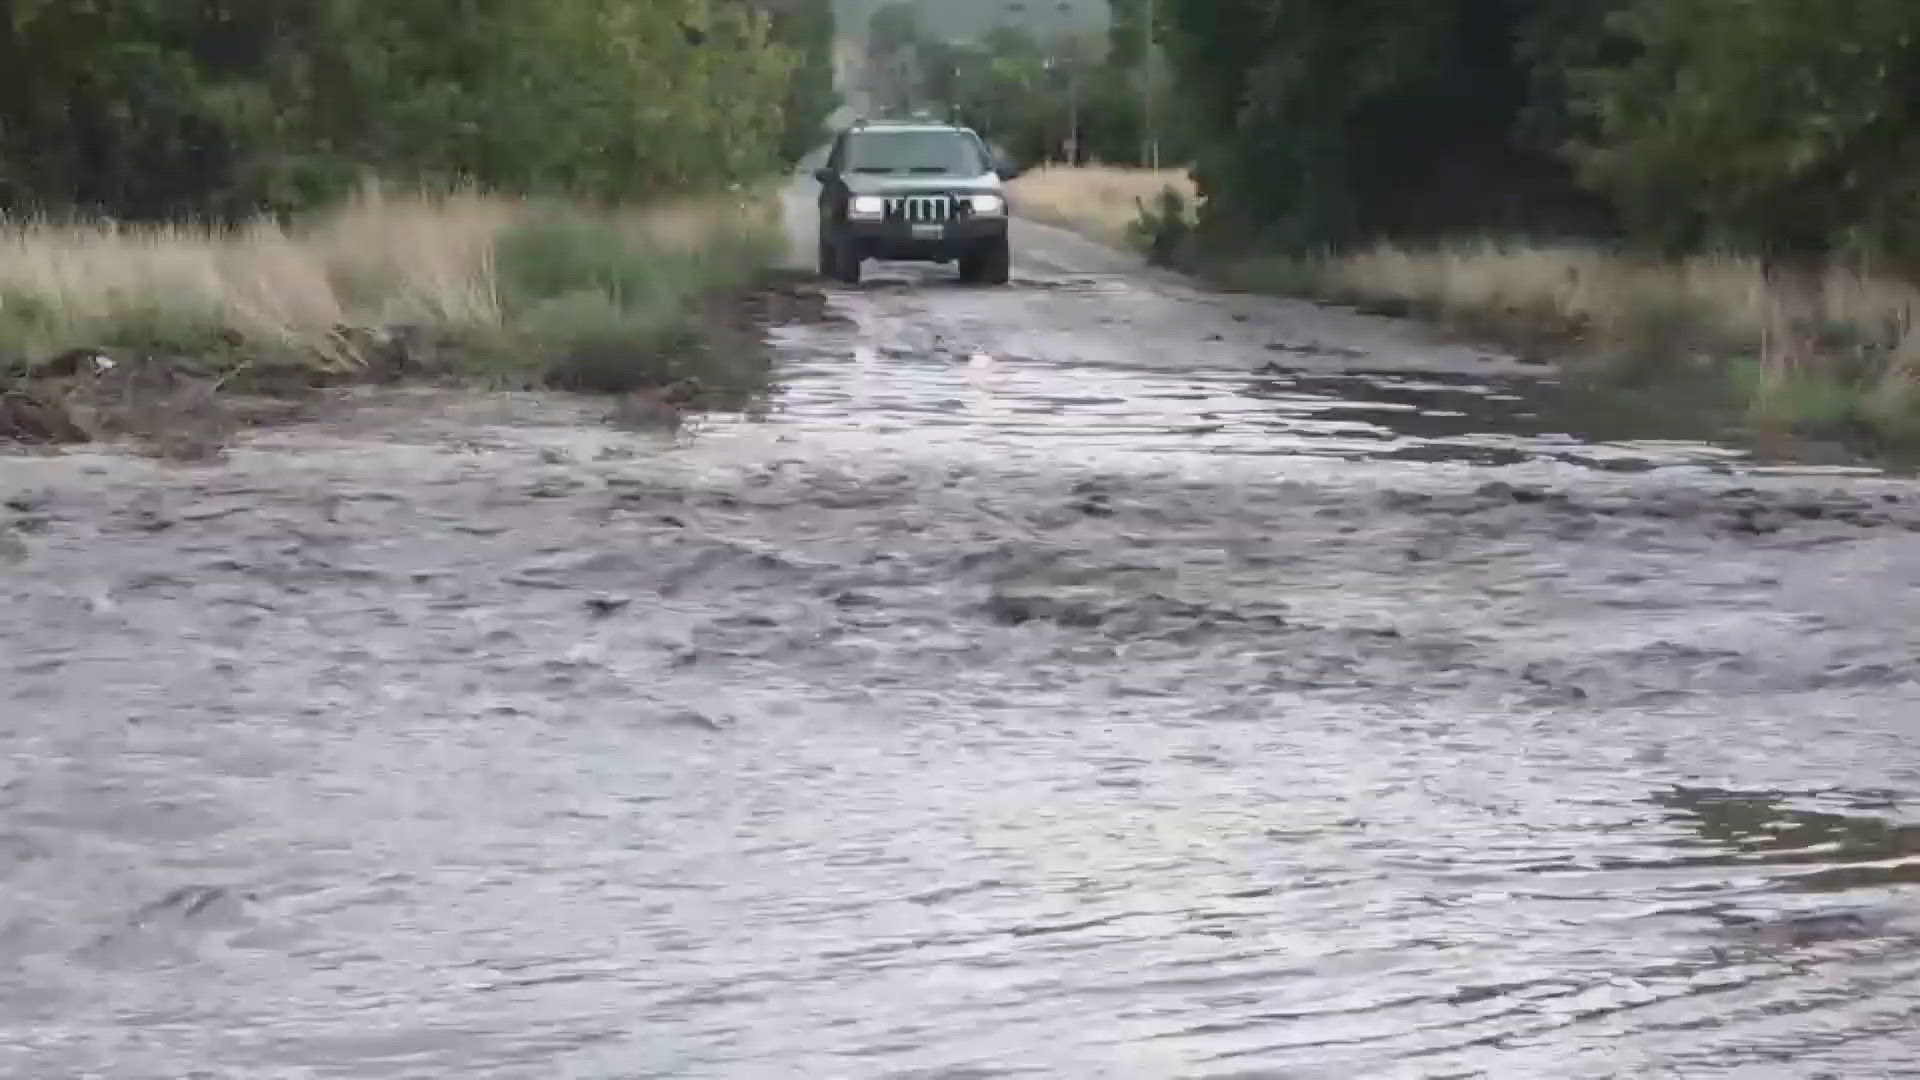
{"left": 0, "top": 184, "right": 785, "bottom": 447}
{"left": 1317, "top": 242, "right": 1911, "bottom": 355}
{"left": 0, "top": 185, "right": 779, "bottom": 372}
{"left": 3, "top": 189, "right": 498, "bottom": 372}
{"left": 1008, "top": 166, "right": 1198, "bottom": 249}
{"left": 1223, "top": 239, "right": 1920, "bottom": 443}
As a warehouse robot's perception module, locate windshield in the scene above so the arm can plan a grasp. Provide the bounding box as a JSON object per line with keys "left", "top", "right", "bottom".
{"left": 845, "top": 131, "right": 985, "bottom": 175}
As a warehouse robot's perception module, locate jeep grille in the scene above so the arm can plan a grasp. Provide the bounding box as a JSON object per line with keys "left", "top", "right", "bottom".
{"left": 886, "top": 195, "right": 955, "bottom": 224}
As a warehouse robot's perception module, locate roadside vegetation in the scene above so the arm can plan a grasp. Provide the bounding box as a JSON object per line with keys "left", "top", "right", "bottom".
{"left": 0, "top": 190, "right": 786, "bottom": 451}
{"left": 1224, "top": 244, "right": 1920, "bottom": 444}
{"left": 1014, "top": 156, "right": 1920, "bottom": 452}
{"left": 1157, "top": 0, "right": 1920, "bottom": 451}
{"left": 1007, "top": 167, "right": 1196, "bottom": 250}
{"left": 0, "top": 0, "right": 837, "bottom": 452}
{"left": 859, "top": 0, "right": 1193, "bottom": 170}
{"left": 911, "top": 0, "right": 1920, "bottom": 453}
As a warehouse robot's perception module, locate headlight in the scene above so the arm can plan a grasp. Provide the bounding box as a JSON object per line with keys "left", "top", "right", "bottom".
{"left": 850, "top": 195, "right": 886, "bottom": 218}
{"left": 970, "top": 194, "right": 1006, "bottom": 216}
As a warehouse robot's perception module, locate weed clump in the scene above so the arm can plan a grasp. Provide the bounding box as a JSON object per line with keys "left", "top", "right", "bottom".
{"left": 1128, "top": 187, "right": 1196, "bottom": 268}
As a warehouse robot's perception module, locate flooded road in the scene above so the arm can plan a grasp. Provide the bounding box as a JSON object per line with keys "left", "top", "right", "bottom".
{"left": 5, "top": 191, "right": 1920, "bottom": 1078}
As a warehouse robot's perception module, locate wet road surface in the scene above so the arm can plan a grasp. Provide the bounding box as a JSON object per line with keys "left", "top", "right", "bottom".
{"left": 4, "top": 188, "right": 1920, "bottom": 1078}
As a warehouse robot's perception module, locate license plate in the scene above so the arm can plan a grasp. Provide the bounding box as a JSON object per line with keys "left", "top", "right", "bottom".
{"left": 911, "top": 223, "right": 944, "bottom": 239}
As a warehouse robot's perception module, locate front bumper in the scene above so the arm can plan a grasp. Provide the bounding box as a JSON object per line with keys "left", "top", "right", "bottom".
{"left": 842, "top": 216, "right": 1007, "bottom": 261}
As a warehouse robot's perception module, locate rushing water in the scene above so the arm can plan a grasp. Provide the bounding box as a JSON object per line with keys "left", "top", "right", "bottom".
{"left": 4, "top": 254, "right": 1920, "bottom": 1078}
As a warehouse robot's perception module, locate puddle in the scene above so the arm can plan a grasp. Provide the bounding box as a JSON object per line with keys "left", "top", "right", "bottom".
{"left": 733, "top": 324, "right": 1843, "bottom": 481}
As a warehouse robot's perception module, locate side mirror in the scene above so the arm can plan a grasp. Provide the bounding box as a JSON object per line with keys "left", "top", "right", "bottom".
{"left": 996, "top": 163, "right": 1024, "bottom": 182}
{"left": 812, "top": 167, "right": 834, "bottom": 184}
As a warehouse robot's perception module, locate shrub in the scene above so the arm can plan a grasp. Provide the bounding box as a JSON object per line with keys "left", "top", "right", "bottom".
{"left": 1128, "top": 186, "right": 1195, "bottom": 267}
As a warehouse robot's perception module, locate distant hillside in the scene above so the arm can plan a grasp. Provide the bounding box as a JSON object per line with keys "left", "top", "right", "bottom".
{"left": 833, "top": 0, "right": 1106, "bottom": 41}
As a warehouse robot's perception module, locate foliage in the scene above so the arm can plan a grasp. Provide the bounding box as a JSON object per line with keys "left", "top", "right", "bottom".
{"left": 755, "top": 0, "right": 842, "bottom": 161}
{"left": 864, "top": 0, "right": 922, "bottom": 114}
{"left": 1127, "top": 187, "right": 1194, "bottom": 266}
{"left": 0, "top": 190, "right": 785, "bottom": 451}
{"left": 1156, "top": 0, "right": 1597, "bottom": 250}
{"left": 835, "top": 0, "right": 1104, "bottom": 41}
{"left": 1151, "top": 0, "right": 1920, "bottom": 268}
{"left": 402, "top": 197, "right": 785, "bottom": 397}
{"left": 0, "top": 0, "right": 818, "bottom": 219}
{"left": 1562, "top": 0, "right": 1920, "bottom": 263}
{"left": 878, "top": 5, "right": 1191, "bottom": 169}
{"left": 1106, "top": 0, "right": 1150, "bottom": 69}
{"left": 867, "top": 0, "right": 922, "bottom": 58}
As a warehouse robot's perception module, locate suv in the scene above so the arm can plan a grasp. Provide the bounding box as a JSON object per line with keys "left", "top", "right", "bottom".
{"left": 813, "top": 121, "right": 1015, "bottom": 286}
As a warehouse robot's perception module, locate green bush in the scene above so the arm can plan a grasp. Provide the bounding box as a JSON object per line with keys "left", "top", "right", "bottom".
{"left": 520, "top": 290, "right": 704, "bottom": 394}
{"left": 0, "top": 0, "right": 809, "bottom": 221}
{"left": 495, "top": 213, "right": 675, "bottom": 314}
{"left": 89, "top": 298, "right": 235, "bottom": 360}
{"left": 0, "top": 291, "right": 59, "bottom": 367}
{"left": 489, "top": 207, "right": 782, "bottom": 398}
{"left": 1128, "top": 187, "right": 1195, "bottom": 268}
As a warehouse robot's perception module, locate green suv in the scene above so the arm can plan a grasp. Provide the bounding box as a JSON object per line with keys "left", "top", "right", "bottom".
{"left": 813, "top": 121, "right": 1016, "bottom": 286}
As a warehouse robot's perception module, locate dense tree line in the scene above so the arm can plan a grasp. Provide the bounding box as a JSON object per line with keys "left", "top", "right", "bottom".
{"left": 759, "top": 0, "right": 841, "bottom": 161}
{"left": 837, "top": 0, "right": 1102, "bottom": 42}
{"left": 878, "top": 0, "right": 1920, "bottom": 265}
{"left": 1154, "top": 0, "right": 1920, "bottom": 264}
{"left": 865, "top": 0, "right": 1191, "bottom": 168}
{"left": 0, "top": 0, "right": 838, "bottom": 220}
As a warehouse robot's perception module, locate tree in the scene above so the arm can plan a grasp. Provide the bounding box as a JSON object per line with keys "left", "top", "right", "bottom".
{"left": 1563, "top": 0, "right": 1920, "bottom": 262}
{"left": 752, "top": 0, "right": 841, "bottom": 160}
{"left": 867, "top": 0, "right": 921, "bottom": 57}
{"left": 1156, "top": 0, "right": 1604, "bottom": 249}
{"left": 897, "top": 3, "right": 1185, "bottom": 168}
{"left": 866, "top": 1, "right": 923, "bottom": 113}
{"left": 0, "top": 0, "right": 302, "bottom": 219}
{"left": 1107, "top": 0, "right": 1150, "bottom": 69}
{"left": 0, "top": 0, "right": 799, "bottom": 219}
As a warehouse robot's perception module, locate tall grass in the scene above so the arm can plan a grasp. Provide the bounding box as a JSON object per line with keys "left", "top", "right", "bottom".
{"left": 1004, "top": 165, "right": 1920, "bottom": 447}
{"left": 0, "top": 184, "right": 784, "bottom": 391}
{"left": 1284, "top": 241, "right": 1920, "bottom": 440}
{"left": 1008, "top": 166, "right": 1198, "bottom": 250}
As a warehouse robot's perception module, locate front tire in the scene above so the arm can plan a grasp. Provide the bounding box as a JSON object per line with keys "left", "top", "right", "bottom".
{"left": 831, "top": 237, "right": 863, "bottom": 285}
{"left": 976, "top": 234, "right": 1011, "bottom": 285}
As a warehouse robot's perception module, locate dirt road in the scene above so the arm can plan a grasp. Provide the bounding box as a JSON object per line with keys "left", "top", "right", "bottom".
{"left": 4, "top": 182, "right": 1920, "bottom": 1078}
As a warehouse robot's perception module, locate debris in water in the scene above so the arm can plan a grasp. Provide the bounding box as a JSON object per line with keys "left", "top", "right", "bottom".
{"left": 585, "top": 595, "right": 633, "bottom": 618}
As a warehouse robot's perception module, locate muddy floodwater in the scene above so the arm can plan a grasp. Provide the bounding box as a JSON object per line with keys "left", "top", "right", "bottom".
{"left": 5, "top": 191, "right": 1920, "bottom": 1079}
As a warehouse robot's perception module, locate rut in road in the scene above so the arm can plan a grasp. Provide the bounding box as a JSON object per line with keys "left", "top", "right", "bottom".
{"left": 3, "top": 199, "right": 1920, "bottom": 1079}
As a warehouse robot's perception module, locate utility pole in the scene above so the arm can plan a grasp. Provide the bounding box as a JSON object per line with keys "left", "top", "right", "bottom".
{"left": 1141, "top": 0, "right": 1159, "bottom": 169}
{"left": 1069, "top": 57, "right": 1080, "bottom": 165}
{"left": 1052, "top": 1, "right": 1080, "bottom": 165}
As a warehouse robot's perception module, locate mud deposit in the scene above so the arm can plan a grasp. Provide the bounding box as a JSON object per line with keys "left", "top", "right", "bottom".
{"left": 4, "top": 202, "right": 1920, "bottom": 1078}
